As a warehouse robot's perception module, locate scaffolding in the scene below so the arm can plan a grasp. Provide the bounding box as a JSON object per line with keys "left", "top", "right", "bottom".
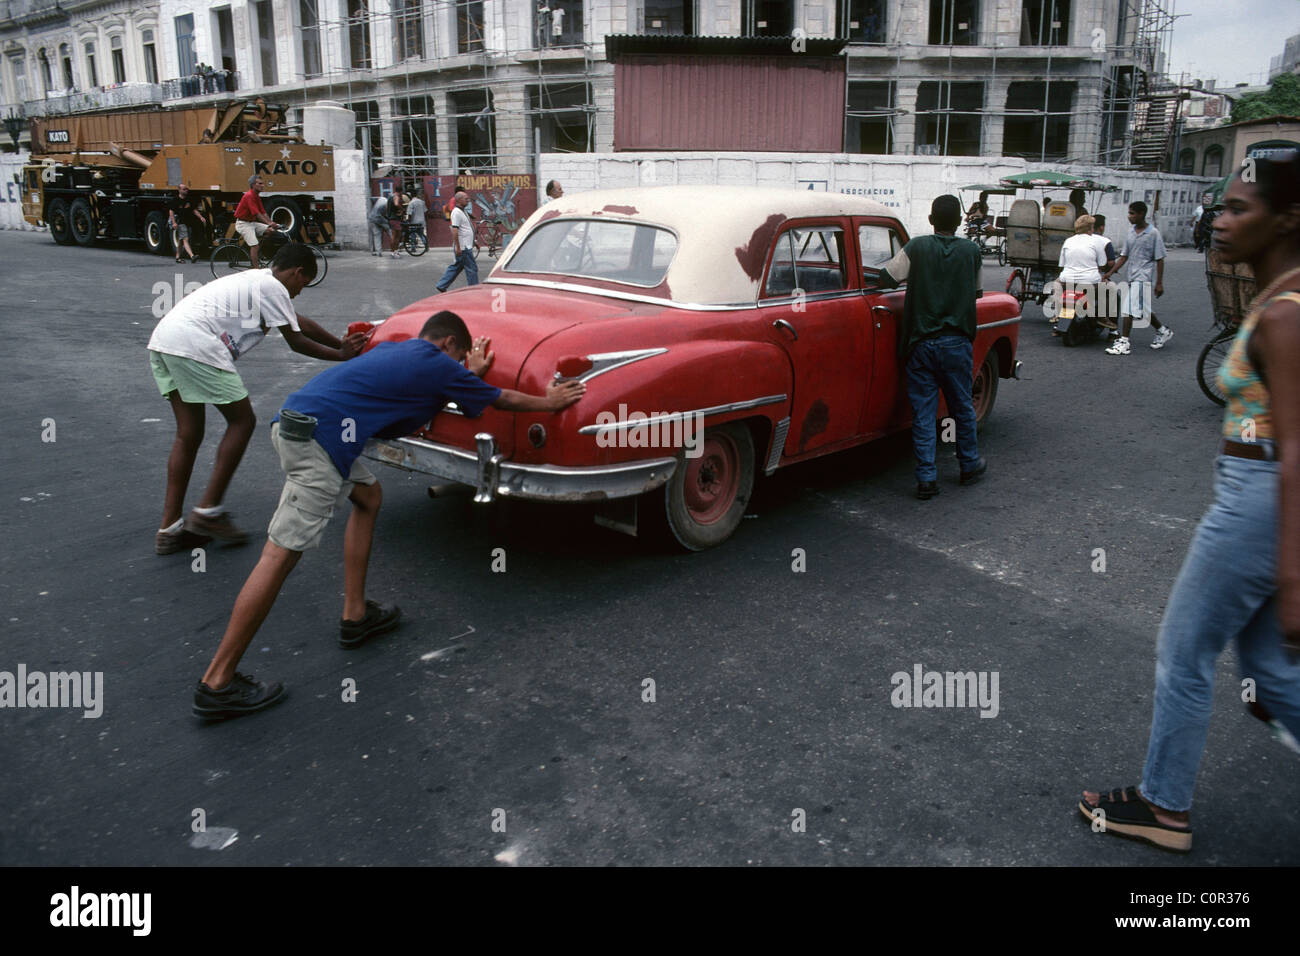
{"left": 272, "top": 0, "right": 605, "bottom": 180}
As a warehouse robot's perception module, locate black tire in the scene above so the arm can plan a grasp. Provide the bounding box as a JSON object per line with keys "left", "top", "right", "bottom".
{"left": 1196, "top": 331, "right": 1235, "bottom": 407}
{"left": 69, "top": 197, "right": 96, "bottom": 247}
{"left": 145, "top": 211, "right": 173, "bottom": 256}
{"left": 47, "top": 199, "right": 74, "bottom": 245}
{"left": 264, "top": 197, "right": 303, "bottom": 240}
{"left": 307, "top": 245, "right": 327, "bottom": 286}
{"left": 404, "top": 230, "right": 428, "bottom": 257}
{"left": 210, "top": 242, "right": 250, "bottom": 278}
{"left": 972, "top": 348, "right": 1000, "bottom": 429}
{"left": 996, "top": 244, "right": 1007, "bottom": 267}
{"left": 1006, "top": 270, "right": 1025, "bottom": 303}
{"left": 647, "top": 421, "right": 755, "bottom": 551}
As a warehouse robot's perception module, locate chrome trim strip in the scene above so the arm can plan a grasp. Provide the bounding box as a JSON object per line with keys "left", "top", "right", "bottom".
{"left": 576, "top": 394, "right": 788, "bottom": 435}
{"left": 575, "top": 348, "right": 669, "bottom": 383}
{"left": 486, "top": 276, "right": 752, "bottom": 311}
{"left": 766, "top": 417, "right": 791, "bottom": 475}
{"left": 978, "top": 316, "right": 1022, "bottom": 330}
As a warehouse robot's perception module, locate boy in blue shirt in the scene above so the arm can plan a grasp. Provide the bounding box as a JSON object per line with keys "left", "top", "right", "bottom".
{"left": 193, "top": 310, "right": 585, "bottom": 720}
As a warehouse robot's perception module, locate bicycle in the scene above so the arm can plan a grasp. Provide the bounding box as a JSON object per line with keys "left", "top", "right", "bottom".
{"left": 1195, "top": 318, "right": 1238, "bottom": 407}
{"left": 209, "top": 227, "right": 328, "bottom": 286}
{"left": 400, "top": 222, "right": 428, "bottom": 257}
{"left": 473, "top": 216, "right": 512, "bottom": 259}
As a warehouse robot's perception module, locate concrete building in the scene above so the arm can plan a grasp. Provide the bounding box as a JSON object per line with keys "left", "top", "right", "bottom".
{"left": 1, "top": 0, "right": 166, "bottom": 150}
{"left": 1179, "top": 114, "right": 1300, "bottom": 181}
{"left": 1268, "top": 32, "right": 1299, "bottom": 81}
{"left": 103, "top": 0, "right": 1179, "bottom": 175}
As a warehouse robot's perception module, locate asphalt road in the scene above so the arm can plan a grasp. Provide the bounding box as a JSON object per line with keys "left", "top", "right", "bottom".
{"left": 1, "top": 233, "right": 1295, "bottom": 866}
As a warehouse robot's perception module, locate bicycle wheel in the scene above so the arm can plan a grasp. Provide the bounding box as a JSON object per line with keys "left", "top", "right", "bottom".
{"left": 1196, "top": 330, "right": 1235, "bottom": 407}
{"left": 404, "top": 230, "right": 428, "bottom": 257}
{"left": 210, "top": 243, "right": 250, "bottom": 278}
{"left": 308, "top": 246, "right": 328, "bottom": 286}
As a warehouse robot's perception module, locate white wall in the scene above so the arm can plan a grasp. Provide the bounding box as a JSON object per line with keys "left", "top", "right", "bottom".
{"left": 539, "top": 152, "right": 1215, "bottom": 246}
{"left": 331, "top": 146, "right": 370, "bottom": 248}
{"left": 0, "top": 153, "right": 42, "bottom": 231}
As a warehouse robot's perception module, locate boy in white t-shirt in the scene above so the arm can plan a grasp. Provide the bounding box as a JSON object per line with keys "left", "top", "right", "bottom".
{"left": 146, "top": 244, "right": 367, "bottom": 554}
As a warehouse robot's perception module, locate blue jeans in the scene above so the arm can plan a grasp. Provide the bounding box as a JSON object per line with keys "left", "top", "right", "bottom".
{"left": 1140, "top": 455, "right": 1300, "bottom": 811}
{"left": 904, "top": 335, "right": 980, "bottom": 482}
{"left": 436, "top": 249, "right": 479, "bottom": 291}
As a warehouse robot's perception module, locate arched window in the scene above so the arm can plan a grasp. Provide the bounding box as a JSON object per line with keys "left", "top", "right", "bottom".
{"left": 84, "top": 41, "right": 99, "bottom": 87}
{"left": 60, "top": 43, "right": 74, "bottom": 89}
{"left": 141, "top": 30, "right": 158, "bottom": 84}
{"left": 37, "top": 48, "right": 53, "bottom": 94}
{"left": 1177, "top": 148, "right": 1194, "bottom": 175}
{"left": 110, "top": 35, "right": 125, "bottom": 84}
{"left": 1202, "top": 145, "right": 1224, "bottom": 178}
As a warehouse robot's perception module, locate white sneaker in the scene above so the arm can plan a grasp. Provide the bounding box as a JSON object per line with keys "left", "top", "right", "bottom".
{"left": 1105, "top": 336, "right": 1131, "bottom": 355}
{"left": 1150, "top": 326, "right": 1174, "bottom": 350}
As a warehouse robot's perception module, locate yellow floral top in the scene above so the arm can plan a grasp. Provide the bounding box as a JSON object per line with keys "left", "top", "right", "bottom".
{"left": 1219, "top": 291, "right": 1300, "bottom": 441}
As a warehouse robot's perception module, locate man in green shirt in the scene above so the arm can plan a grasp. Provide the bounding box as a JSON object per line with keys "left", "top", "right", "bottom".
{"left": 879, "top": 194, "right": 987, "bottom": 500}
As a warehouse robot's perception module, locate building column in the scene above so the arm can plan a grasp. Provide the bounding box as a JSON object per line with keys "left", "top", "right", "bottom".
{"left": 491, "top": 81, "right": 526, "bottom": 172}
{"left": 370, "top": 0, "right": 394, "bottom": 70}
{"left": 435, "top": 89, "right": 456, "bottom": 174}
{"left": 893, "top": 77, "right": 920, "bottom": 155}
{"left": 984, "top": 76, "right": 1011, "bottom": 159}
{"left": 1073, "top": 78, "right": 1105, "bottom": 163}
{"left": 280, "top": 0, "right": 302, "bottom": 83}
{"left": 232, "top": 1, "right": 258, "bottom": 87}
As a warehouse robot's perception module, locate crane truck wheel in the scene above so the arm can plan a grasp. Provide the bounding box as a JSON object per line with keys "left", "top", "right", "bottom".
{"left": 69, "top": 198, "right": 97, "bottom": 247}
{"left": 48, "top": 199, "right": 74, "bottom": 246}
{"left": 264, "top": 198, "right": 302, "bottom": 240}
{"left": 145, "top": 211, "right": 173, "bottom": 256}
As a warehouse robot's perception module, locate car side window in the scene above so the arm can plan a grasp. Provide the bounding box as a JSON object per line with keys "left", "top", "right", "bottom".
{"left": 765, "top": 231, "right": 797, "bottom": 297}
{"left": 859, "top": 224, "right": 905, "bottom": 286}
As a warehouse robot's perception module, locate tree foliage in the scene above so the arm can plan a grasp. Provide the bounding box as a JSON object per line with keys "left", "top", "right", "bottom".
{"left": 1231, "top": 72, "right": 1300, "bottom": 124}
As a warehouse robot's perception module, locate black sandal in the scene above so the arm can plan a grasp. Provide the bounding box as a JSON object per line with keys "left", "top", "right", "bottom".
{"left": 1078, "top": 785, "right": 1192, "bottom": 852}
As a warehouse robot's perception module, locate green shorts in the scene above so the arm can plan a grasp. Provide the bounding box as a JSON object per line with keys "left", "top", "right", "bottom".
{"left": 149, "top": 350, "right": 248, "bottom": 405}
{"left": 267, "top": 422, "right": 377, "bottom": 552}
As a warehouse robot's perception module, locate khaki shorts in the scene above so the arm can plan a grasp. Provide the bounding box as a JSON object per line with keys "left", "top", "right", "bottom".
{"left": 149, "top": 349, "right": 248, "bottom": 405}
{"left": 267, "top": 422, "right": 377, "bottom": 552}
{"left": 235, "top": 220, "right": 271, "bottom": 247}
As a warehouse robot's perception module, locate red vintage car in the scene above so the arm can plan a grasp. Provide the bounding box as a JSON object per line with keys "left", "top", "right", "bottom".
{"left": 361, "top": 186, "right": 1022, "bottom": 549}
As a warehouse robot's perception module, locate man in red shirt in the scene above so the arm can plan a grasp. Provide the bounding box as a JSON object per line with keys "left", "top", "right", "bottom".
{"left": 234, "top": 175, "right": 279, "bottom": 268}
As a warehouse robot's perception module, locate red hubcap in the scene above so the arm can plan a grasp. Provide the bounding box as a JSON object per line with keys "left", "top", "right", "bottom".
{"left": 682, "top": 433, "right": 740, "bottom": 524}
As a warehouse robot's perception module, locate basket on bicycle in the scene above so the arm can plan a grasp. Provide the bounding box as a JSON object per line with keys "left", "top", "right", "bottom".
{"left": 1204, "top": 247, "right": 1256, "bottom": 331}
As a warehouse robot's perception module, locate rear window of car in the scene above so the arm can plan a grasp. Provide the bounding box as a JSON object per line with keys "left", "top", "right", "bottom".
{"left": 501, "top": 219, "right": 678, "bottom": 287}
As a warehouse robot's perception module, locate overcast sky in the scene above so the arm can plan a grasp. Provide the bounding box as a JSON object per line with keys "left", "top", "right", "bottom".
{"left": 1166, "top": 0, "right": 1300, "bottom": 87}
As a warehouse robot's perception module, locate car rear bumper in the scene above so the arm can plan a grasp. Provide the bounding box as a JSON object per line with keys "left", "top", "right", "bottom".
{"left": 362, "top": 433, "right": 679, "bottom": 504}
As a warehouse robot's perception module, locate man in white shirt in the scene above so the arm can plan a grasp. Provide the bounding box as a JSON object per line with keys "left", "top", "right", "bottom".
{"left": 1055, "top": 215, "right": 1107, "bottom": 335}
{"left": 147, "top": 244, "right": 366, "bottom": 554}
{"left": 552, "top": 3, "right": 565, "bottom": 39}
{"left": 435, "top": 190, "right": 480, "bottom": 292}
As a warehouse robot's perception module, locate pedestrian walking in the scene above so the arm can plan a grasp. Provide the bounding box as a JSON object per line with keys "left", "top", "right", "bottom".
{"left": 1102, "top": 200, "right": 1172, "bottom": 354}
{"left": 147, "top": 244, "right": 366, "bottom": 554}
{"left": 1079, "top": 154, "right": 1300, "bottom": 852}
{"left": 435, "top": 190, "right": 478, "bottom": 292}
{"left": 191, "top": 310, "right": 585, "bottom": 720}
{"left": 878, "top": 194, "right": 986, "bottom": 499}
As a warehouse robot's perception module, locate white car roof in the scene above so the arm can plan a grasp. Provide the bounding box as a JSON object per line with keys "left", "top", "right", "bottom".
{"left": 496, "top": 185, "right": 897, "bottom": 306}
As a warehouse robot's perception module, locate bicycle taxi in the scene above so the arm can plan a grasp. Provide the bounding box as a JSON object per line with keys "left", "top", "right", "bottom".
{"left": 999, "top": 171, "right": 1118, "bottom": 309}
{"left": 958, "top": 183, "right": 1017, "bottom": 266}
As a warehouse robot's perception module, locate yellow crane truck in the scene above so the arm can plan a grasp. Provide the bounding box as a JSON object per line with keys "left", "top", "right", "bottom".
{"left": 19, "top": 98, "right": 336, "bottom": 254}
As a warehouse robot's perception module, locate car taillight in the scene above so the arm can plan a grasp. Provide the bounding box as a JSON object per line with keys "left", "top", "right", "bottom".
{"left": 556, "top": 356, "right": 592, "bottom": 378}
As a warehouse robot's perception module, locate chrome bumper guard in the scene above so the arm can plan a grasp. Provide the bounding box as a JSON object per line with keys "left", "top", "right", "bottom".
{"left": 362, "top": 433, "right": 679, "bottom": 504}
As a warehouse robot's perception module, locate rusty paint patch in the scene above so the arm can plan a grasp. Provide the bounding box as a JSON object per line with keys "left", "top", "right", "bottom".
{"left": 602, "top": 204, "right": 639, "bottom": 215}
{"left": 735, "top": 213, "right": 786, "bottom": 282}
{"left": 797, "top": 400, "right": 829, "bottom": 452}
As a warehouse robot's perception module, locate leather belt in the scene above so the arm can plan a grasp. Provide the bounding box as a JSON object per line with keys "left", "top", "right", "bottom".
{"left": 1221, "top": 438, "right": 1278, "bottom": 462}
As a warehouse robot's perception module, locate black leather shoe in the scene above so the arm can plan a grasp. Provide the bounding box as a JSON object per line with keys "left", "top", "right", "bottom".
{"left": 916, "top": 481, "right": 940, "bottom": 500}
{"left": 960, "top": 459, "right": 988, "bottom": 486}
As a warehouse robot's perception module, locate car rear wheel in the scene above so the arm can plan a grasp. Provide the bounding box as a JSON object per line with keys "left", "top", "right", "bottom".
{"left": 145, "top": 211, "right": 173, "bottom": 256}
{"left": 69, "top": 197, "right": 96, "bottom": 247}
{"left": 47, "top": 199, "right": 74, "bottom": 245}
{"left": 651, "top": 422, "right": 755, "bottom": 551}
{"left": 972, "top": 349, "right": 999, "bottom": 428}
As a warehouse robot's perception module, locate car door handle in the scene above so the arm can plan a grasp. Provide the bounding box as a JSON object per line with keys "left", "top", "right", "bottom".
{"left": 871, "top": 305, "right": 894, "bottom": 328}
{"left": 772, "top": 318, "right": 798, "bottom": 341}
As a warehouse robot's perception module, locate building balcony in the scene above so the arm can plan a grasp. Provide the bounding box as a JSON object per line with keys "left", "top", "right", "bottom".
{"left": 161, "top": 71, "right": 240, "bottom": 101}
{"left": 24, "top": 83, "right": 162, "bottom": 116}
